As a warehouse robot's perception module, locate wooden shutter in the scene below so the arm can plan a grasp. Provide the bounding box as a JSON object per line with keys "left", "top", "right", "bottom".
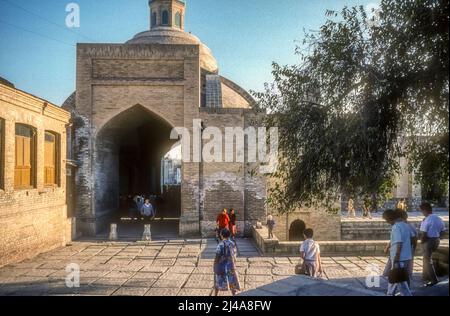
{"left": 44, "top": 132, "right": 57, "bottom": 186}
{"left": 14, "top": 128, "right": 33, "bottom": 188}
{"left": 14, "top": 125, "right": 34, "bottom": 188}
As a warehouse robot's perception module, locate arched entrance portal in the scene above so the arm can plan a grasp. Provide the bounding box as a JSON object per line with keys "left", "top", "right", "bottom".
{"left": 95, "top": 105, "right": 180, "bottom": 239}
{"left": 289, "top": 220, "right": 306, "bottom": 241}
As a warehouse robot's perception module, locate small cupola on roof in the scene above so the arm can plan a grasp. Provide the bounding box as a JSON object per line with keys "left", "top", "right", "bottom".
{"left": 128, "top": 0, "right": 219, "bottom": 74}
{"left": 149, "top": 0, "right": 185, "bottom": 30}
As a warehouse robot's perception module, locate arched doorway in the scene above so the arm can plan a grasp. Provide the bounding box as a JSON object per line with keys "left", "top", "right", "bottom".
{"left": 289, "top": 220, "right": 306, "bottom": 241}
{"left": 95, "top": 105, "right": 180, "bottom": 239}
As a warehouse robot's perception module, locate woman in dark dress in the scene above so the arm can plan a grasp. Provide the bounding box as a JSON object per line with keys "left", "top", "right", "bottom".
{"left": 229, "top": 209, "right": 237, "bottom": 239}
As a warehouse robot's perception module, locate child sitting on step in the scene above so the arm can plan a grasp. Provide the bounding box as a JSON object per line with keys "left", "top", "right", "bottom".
{"left": 300, "top": 228, "right": 323, "bottom": 278}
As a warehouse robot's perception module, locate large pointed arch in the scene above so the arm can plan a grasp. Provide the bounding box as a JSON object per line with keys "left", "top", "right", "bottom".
{"left": 93, "top": 104, "right": 181, "bottom": 238}
{"left": 95, "top": 104, "right": 177, "bottom": 141}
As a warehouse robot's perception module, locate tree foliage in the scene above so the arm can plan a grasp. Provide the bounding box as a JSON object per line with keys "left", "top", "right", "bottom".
{"left": 255, "top": 0, "right": 449, "bottom": 213}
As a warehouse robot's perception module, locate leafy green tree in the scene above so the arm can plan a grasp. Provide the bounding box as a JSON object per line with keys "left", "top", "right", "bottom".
{"left": 255, "top": 0, "right": 449, "bottom": 213}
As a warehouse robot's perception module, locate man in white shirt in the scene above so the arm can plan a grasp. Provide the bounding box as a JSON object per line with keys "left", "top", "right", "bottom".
{"left": 300, "top": 229, "right": 323, "bottom": 278}
{"left": 419, "top": 202, "right": 446, "bottom": 286}
{"left": 383, "top": 209, "right": 413, "bottom": 296}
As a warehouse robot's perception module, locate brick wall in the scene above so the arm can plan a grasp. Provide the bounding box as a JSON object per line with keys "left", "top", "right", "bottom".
{"left": 0, "top": 84, "right": 70, "bottom": 267}
{"left": 196, "top": 109, "right": 267, "bottom": 237}
{"left": 271, "top": 208, "right": 341, "bottom": 241}
{"left": 74, "top": 43, "right": 200, "bottom": 236}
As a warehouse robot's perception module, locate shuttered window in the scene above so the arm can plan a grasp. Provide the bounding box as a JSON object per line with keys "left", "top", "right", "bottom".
{"left": 44, "top": 131, "right": 59, "bottom": 186}
{"left": 15, "top": 124, "right": 35, "bottom": 189}
{"left": 0, "top": 118, "right": 4, "bottom": 189}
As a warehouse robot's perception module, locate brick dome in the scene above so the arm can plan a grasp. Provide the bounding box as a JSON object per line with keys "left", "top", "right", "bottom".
{"left": 126, "top": 28, "right": 219, "bottom": 74}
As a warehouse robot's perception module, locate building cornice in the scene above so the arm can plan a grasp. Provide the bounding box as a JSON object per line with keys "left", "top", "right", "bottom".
{"left": 0, "top": 84, "right": 70, "bottom": 123}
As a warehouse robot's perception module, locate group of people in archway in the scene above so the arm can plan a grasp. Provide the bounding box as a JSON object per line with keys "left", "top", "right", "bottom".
{"left": 121, "top": 194, "right": 157, "bottom": 221}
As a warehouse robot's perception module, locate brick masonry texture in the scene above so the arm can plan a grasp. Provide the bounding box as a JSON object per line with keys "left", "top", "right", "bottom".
{"left": 0, "top": 84, "right": 71, "bottom": 267}
{"left": 69, "top": 42, "right": 268, "bottom": 239}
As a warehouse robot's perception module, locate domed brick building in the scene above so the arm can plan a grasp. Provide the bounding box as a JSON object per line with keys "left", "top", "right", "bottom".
{"left": 63, "top": 0, "right": 266, "bottom": 238}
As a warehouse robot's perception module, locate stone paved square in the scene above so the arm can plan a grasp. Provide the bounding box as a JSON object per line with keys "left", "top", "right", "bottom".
{"left": 0, "top": 239, "right": 446, "bottom": 296}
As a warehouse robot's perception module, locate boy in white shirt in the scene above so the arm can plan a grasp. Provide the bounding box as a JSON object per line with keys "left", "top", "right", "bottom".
{"left": 300, "top": 228, "right": 323, "bottom": 278}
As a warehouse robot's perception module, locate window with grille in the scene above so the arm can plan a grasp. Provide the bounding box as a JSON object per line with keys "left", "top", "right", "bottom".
{"left": 15, "top": 124, "right": 35, "bottom": 189}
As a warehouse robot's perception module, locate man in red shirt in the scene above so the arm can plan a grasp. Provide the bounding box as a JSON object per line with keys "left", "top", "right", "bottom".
{"left": 216, "top": 209, "right": 230, "bottom": 232}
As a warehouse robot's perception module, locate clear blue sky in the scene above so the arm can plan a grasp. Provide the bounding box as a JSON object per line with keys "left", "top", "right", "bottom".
{"left": 0, "top": 0, "right": 377, "bottom": 106}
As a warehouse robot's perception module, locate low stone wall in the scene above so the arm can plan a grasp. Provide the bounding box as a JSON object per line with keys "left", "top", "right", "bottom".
{"left": 253, "top": 225, "right": 449, "bottom": 257}
{"left": 251, "top": 225, "right": 280, "bottom": 253}
{"left": 341, "top": 219, "right": 449, "bottom": 241}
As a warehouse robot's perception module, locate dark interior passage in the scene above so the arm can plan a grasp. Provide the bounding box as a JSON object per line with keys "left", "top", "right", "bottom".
{"left": 289, "top": 220, "right": 306, "bottom": 241}
{"left": 95, "top": 105, "right": 181, "bottom": 238}
{"left": 118, "top": 123, "right": 164, "bottom": 197}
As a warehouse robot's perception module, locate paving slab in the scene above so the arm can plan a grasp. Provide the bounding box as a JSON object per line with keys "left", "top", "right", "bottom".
{"left": 112, "top": 286, "right": 149, "bottom": 296}
{"left": 1, "top": 239, "right": 447, "bottom": 296}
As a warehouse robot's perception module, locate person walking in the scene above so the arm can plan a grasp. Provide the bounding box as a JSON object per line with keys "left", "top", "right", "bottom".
{"left": 229, "top": 208, "right": 237, "bottom": 239}
{"left": 140, "top": 199, "right": 155, "bottom": 221}
{"left": 134, "top": 194, "right": 145, "bottom": 215}
{"left": 419, "top": 202, "right": 446, "bottom": 287}
{"left": 382, "top": 209, "right": 413, "bottom": 296}
{"left": 267, "top": 215, "right": 276, "bottom": 239}
{"left": 347, "top": 198, "right": 356, "bottom": 218}
{"left": 384, "top": 209, "right": 418, "bottom": 286}
{"left": 216, "top": 209, "right": 230, "bottom": 241}
{"left": 362, "top": 196, "right": 373, "bottom": 219}
{"left": 127, "top": 194, "right": 137, "bottom": 220}
{"left": 397, "top": 209, "right": 418, "bottom": 282}
{"left": 396, "top": 198, "right": 407, "bottom": 213}
{"left": 213, "top": 228, "right": 241, "bottom": 296}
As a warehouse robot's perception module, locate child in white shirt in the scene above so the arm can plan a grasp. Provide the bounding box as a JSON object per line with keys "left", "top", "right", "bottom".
{"left": 300, "top": 228, "right": 323, "bottom": 278}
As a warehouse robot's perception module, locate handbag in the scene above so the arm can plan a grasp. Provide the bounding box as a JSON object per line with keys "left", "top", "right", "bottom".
{"left": 295, "top": 262, "right": 306, "bottom": 275}
{"left": 388, "top": 264, "right": 409, "bottom": 283}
